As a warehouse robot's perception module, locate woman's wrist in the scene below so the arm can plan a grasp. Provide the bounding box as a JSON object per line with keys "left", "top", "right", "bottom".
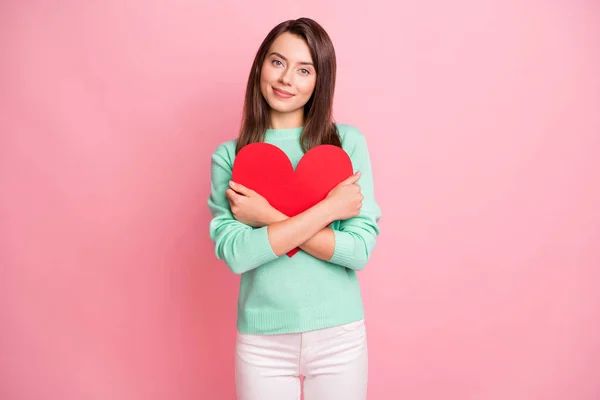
{"left": 315, "top": 198, "right": 337, "bottom": 226}
{"left": 265, "top": 208, "right": 288, "bottom": 225}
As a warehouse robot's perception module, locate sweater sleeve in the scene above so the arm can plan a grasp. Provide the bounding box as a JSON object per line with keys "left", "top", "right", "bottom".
{"left": 328, "top": 127, "right": 382, "bottom": 270}
{"left": 207, "top": 142, "right": 279, "bottom": 274}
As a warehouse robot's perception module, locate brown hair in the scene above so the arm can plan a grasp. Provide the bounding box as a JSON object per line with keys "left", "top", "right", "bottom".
{"left": 235, "top": 17, "right": 341, "bottom": 154}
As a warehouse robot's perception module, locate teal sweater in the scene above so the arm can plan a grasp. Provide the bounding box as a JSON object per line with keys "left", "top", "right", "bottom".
{"left": 207, "top": 124, "right": 381, "bottom": 335}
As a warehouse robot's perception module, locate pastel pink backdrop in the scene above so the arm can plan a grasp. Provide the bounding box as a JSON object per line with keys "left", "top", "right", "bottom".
{"left": 1, "top": 1, "right": 599, "bottom": 399}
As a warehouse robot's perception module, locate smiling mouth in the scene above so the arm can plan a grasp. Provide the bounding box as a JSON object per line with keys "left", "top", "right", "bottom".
{"left": 273, "top": 87, "right": 294, "bottom": 99}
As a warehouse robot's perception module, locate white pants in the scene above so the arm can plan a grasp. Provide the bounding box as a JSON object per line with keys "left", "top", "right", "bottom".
{"left": 235, "top": 319, "right": 368, "bottom": 400}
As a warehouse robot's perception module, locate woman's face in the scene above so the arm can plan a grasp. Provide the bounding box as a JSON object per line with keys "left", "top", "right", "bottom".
{"left": 260, "top": 32, "right": 317, "bottom": 117}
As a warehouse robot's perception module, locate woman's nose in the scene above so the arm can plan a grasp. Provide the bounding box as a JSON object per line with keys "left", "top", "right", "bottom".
{"left": 279, "top": 68, "right": 293, "bottom": 85}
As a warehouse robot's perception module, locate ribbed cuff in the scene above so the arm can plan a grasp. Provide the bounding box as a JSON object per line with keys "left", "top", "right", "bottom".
{"left": 247, "top": 226, "right": 279, "bottom": 266}
{"left": 329, "top": 230, "right": 357, "bottom": 266}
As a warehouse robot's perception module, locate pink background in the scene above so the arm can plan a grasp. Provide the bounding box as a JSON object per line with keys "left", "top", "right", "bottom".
{"left": 1, "top": 1, "right": 599, "bottom": 399}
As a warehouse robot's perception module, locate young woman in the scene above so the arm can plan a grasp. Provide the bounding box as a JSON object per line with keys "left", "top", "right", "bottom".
{"left": 208, "top": 17, "right": 381, "bottom": 400}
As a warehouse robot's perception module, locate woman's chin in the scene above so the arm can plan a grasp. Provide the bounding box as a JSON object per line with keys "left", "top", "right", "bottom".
{"left": 267, "top": 103, "right": 298, "bottom": 114}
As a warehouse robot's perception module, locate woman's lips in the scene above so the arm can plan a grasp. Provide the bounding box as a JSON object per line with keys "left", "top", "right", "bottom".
{"left": 273, "top": 87, "right": 294, "bottom": 99}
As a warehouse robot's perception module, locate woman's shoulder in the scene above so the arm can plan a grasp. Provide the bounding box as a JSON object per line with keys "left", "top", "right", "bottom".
{"left": 335, "top": 123, "right": 369, "bottom": 151}
{"left": 211, "top": 138, "right": 238, "bottom": 162}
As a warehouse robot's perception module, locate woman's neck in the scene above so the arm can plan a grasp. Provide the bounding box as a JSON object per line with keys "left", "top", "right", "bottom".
{"left": 269, "top": 109, "right": 304, "bottom": 130}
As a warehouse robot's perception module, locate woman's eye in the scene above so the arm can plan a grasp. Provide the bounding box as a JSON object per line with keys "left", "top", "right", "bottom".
{"left": 272, "top": 59, "right": 283, "bottom": 66}
{"left": 300, "top": 69, "right": 310, "bottom": 75}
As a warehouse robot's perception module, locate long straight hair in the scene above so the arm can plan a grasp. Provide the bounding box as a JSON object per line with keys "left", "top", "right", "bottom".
{"left": 235, "top": 18, "right": 341, "bottom": 154}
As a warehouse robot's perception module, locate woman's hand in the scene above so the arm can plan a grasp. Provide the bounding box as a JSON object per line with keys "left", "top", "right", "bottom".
{"left": 324, "top": 172, "right": 363, "bottom": 221}
{"left": 226, "top": 181, "right": 286, "bottom": 227}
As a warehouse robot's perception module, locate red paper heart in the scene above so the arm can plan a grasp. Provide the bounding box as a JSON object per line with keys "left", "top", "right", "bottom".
{"left": 232, "top": 143, "right": 354, "bottom": 257}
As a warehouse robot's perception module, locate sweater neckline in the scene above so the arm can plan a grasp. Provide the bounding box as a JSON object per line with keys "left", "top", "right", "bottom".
{"left": 265, "top": 126, "right": 303, "bottom": 140}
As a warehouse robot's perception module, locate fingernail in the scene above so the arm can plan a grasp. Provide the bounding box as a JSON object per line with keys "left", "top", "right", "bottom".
{"left": 229, "top": 181, "right": 235, "bottom": 186}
